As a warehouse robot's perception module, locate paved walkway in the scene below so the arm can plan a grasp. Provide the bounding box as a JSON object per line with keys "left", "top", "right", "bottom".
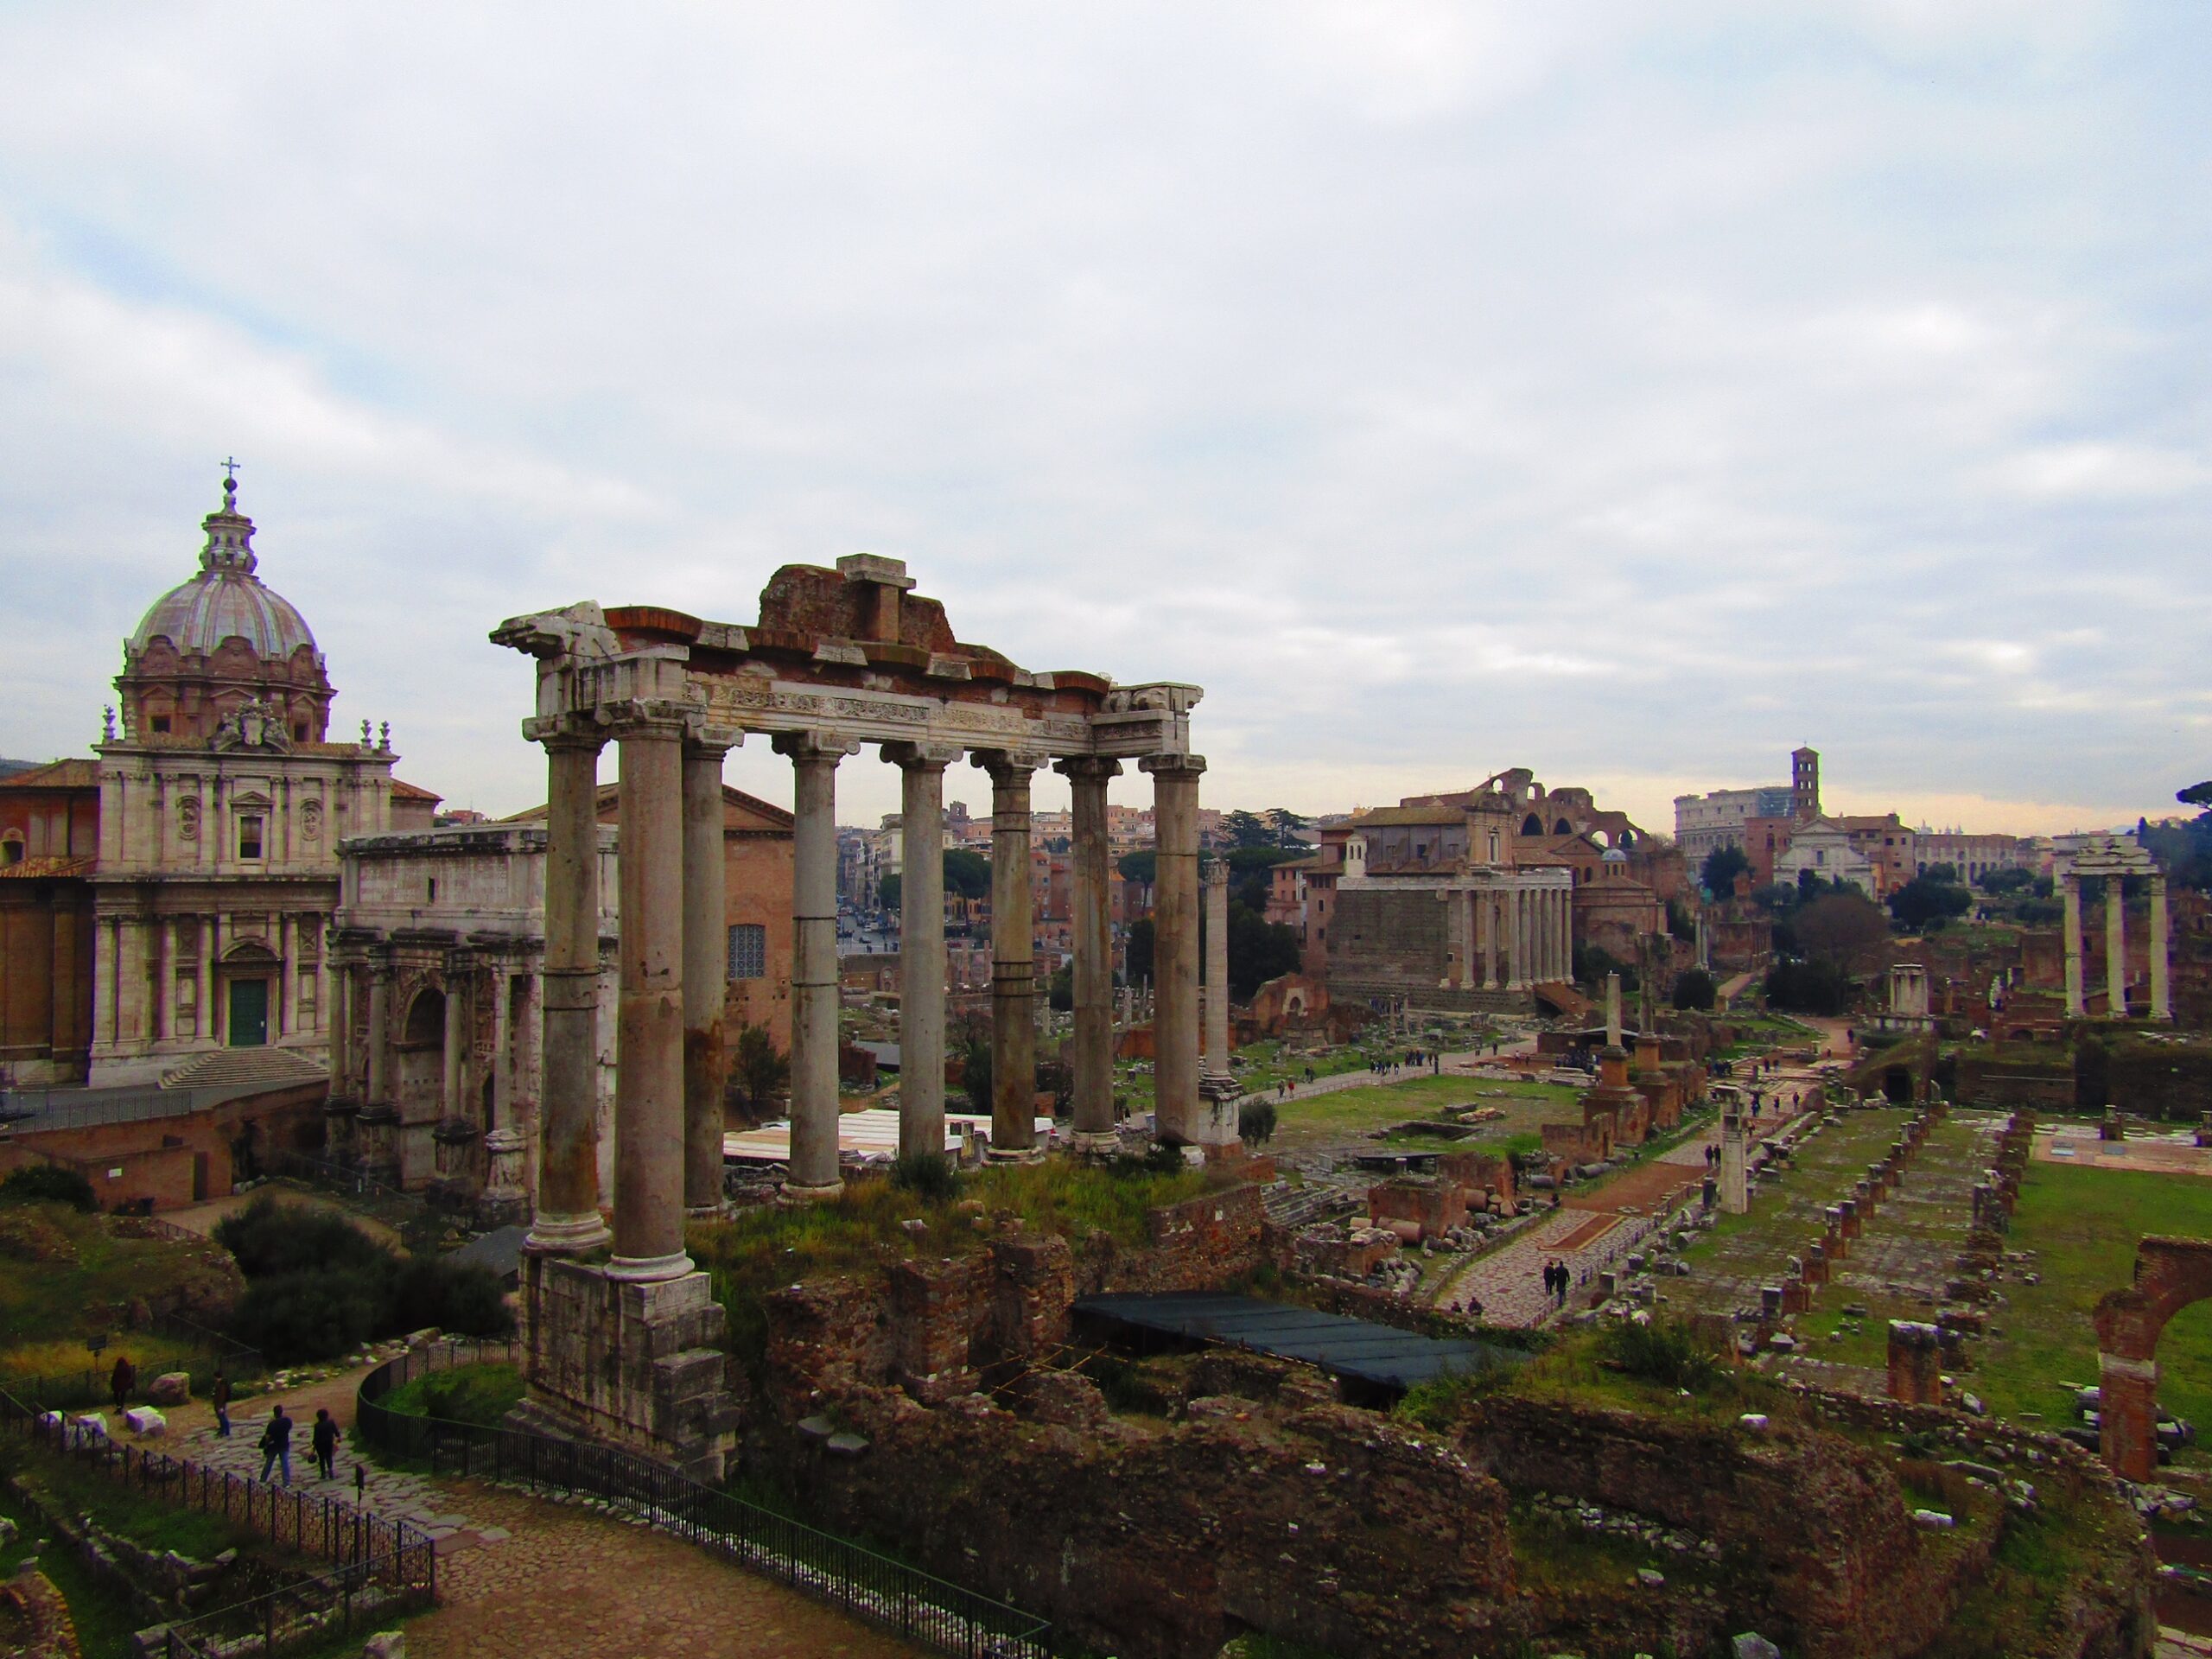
{"left": 130, "top": 1362, "right": 921, "bottom": 1656}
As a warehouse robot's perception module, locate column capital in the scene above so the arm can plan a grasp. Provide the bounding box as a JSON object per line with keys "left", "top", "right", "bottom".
{"left": 880, "top": 741, "right": 965, "bottom": 773}
{"left": 971, "top": 747, "right": 1050, "bottom": 783}
{"left": 772, "top": 730, "right": 862, "bottom": 763}
{"left": 682, "top": 718, "right": 743, "bottom": 759}
{"left": 524, "top": 714, "right": 609, "bottom": 752}
{"left": 1140, "top": 753, "right": 1207, "bottom": 779}
{"left": 1055, "top": 755, "right": 1124, "bottom": 784}
{"left": 601, "top": 697, "right": 694, "bottom": 739}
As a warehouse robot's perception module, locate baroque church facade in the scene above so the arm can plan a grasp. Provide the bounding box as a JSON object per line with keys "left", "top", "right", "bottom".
{"left": 86, "top": 476, "right": 418, "bottom": 1087}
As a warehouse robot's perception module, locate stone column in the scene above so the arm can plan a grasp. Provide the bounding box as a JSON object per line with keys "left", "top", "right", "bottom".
{"left": 365, "top": 963, "right": 393, "bottom": 1109}
{"left": 608, "top": 709, "right": 690, "bottom": 1281}
{"left": 890, "top": 744, "right": 961, "bottom": 1162}
{"left": 977, "top": 750, "right": 1046, "bottom": 1160}
{"left": 2063, "top": 875, "right": 2085, "bottom": 1018}
{"left": 778, "top": 734, "right": 856, "bottom": 1198}
{"left": 1513, "top": 889, "right": 1529, "bottom": 988}
{"left": 530, "top": 732, "right": 612, "bottom": 1254}
{"left": 1143, "top": 753, "right": 1206, "bottom": 1144}
{"left": 1058, "top": 756, "right": 1121, "bottom": 1150}
{"left": 2150, "top": 875, "right": 2171, "bottom": 1022}
{"left": 1444, "top": 887, "right": 1466, "bottom": 988}
{"left": 442, "top": 969, "right": 467, "bottom": 1121}
{"left": 1481, "top": 892, "right": 1498, "bottom": 988}
{"left": 2105, "top": 875, "right": 2126, "bottom": 1019}
{"left": 1605, "top": 970, "right": 1622, "bottom": 1048}
{"left": 327, "top": 958, "right": 355, "bottom": 1096}
{"left": 682, "top": 730, "right": 740, "bottom": 1217}
{"left": 1719, "top": 1110, "right": 1749, "bottom": 1214}
{"left": 1203, "top": 859, "right": 1231, "bottom": 1073}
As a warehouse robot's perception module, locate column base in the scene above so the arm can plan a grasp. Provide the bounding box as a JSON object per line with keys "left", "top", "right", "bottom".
{"left": 985, "top": 1144, "right": 1046, "bottom": 1166}
{"left": 526, "top": 1211, "right": 613, "bottom": 1255}
{"left": 521, "top": 1255, "right": 739, "bottom": 1484}
{"left": 605, "top": 1249, "right": 696, "bottom": 1283}
{"left": 684, "top": 1202, "right": 730, "bottom": 1222}
{"left": 783, "top": 1179, "right": 845, "bottom": 1203}
{"left": 1069, "top": 1130, "right": 1121, "bottom": 1156}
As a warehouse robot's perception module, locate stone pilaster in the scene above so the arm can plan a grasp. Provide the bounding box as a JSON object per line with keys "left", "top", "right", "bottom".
{"left": 358, "top": 958, "right": 399, "bottom": 1184}
{"left": 777, "top": 732, "right": 857, "bottom": 1198}
{"left": 682, "top": 729, "right": 740, "bottom": 1216}
{"left": 977, "top": 750, "right": 1046, "bottom": 1160}
{"left": 609, "top": 705, "right": 691, "bottom": 1282}
{"left": 1143, "top": 753, "right": 1206, "bottom": 1145}
{"left": 528, "top": 728, "right": 612, "bottom": 1254}
{"left": 888, "top": 743, "right": 962, "bottom": 1163}
{"left": 1058, "top": 755, "right": 1121, "bottom": 1149}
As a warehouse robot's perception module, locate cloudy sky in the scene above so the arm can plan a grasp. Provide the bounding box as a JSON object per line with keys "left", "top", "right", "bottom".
{"left": 2, "top": 3, "right": 2204, "bottom": 836}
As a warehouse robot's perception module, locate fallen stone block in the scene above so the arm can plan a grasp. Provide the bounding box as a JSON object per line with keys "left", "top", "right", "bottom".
{"left": 123, "top": 1407, "right": 166, "bottom": 1437}
{"left": 146, "top": 1372, "right": 192, "bottom": 1407}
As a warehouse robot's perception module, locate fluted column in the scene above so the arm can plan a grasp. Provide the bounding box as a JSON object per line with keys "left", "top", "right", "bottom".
{"left": 2151, "top": 875, "right": 2171, "bottom": 1022}
{"left": 888, "top": 743, "right": 961, "bottom": 1162}
{"left": 1058, "top": 756, "right": 1121, "bottom": 1148}
{"left": 607, "top": 709, "right": 690, "bottom": 1281}
{"left": 529, "top": 731, "right": 612, "bottom": 1254}
{"left": 778, "top": 733, "right": 857, "bottom": 1198}
{"left": 977, "top": 750, "right": 1046, "bottom": 1160}
{"left": 2063, "top": 875, "right": 2085, "bottom": 1018}
{"left": 1143, "top": 753, "right": 1206, "bottom": 1144}
{"left": 441, "top": 969, "right": 467, "bottom": 1120}
{"left": 2105, "top": 876, "right": 2126, "bottom": 1020}
{"left": 1481, "top": 892, "right": 1498, "bottom": 988}
{"left": 683, "top": 730, "right": 740, "bottom": 1216}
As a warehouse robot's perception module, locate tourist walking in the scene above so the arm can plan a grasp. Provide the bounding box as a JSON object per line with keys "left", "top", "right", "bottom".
{"left": 311, "top": 1408, "right": 341, "bottom": 1482}
{"left": 258, "top": 1404, "right": 293, "bottom": 1487}
{"left": 108, "top": 1354, "right": 135, "bottom": 1417}
{"left": 211, "top": 1369, "right": 232, "bottom": 1438}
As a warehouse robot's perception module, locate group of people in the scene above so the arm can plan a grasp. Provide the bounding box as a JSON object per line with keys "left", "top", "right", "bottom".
{"left": 1539, "top": 1256, "right": 1575, "bottom": 1308}
{"left": 104, "top": 1351, "right": 345, "bottom": 1491}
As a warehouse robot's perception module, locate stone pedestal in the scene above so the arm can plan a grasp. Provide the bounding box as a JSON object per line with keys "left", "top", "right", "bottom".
{"left": 519, "top": 1254, "right": 740, "bottom": 1482}
{"left": 480, "top": 1125, "right": 531, "bottom": 1227}
{"left": 1887, "top": 1320, "right": 1943, "bottom": 1407}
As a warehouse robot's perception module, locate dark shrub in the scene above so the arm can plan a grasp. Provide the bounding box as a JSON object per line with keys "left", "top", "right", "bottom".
{"left": 890, "top": 1151, "right": 959, "bottom": 1202}
{"left": 214, "top": 1194, "right": 388, "bottom": 1277}
{"left": 386, "top": 1255, "right": 516, "bottom": 1341}
{"left": 1603, "top": 1315, "right": 1723, "bottom": 1390}
{"left": 231, "top": 1269, "right": 388, "bottom": 1364}
{"left": 1239, "top": 1099, "right": 1278, "bottom": 1147}
{"left": 0, "top": 1165, "right": 97, "bottom": 1213}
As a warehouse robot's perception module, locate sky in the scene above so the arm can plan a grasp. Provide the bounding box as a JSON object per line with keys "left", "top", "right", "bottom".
{"left": 0, "top": 2, "right": 2205, "bottom": 837}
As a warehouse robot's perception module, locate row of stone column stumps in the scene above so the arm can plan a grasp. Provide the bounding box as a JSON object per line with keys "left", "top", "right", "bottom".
{"left": 489, "top": 560, "right": 1223, "bottom": 1475}
{"left": 1744, "top": 1103, "right": 1948, "bottom": 1332}
{"left": 1880, "top": 1110, "right": 2032, "bottom": 1409}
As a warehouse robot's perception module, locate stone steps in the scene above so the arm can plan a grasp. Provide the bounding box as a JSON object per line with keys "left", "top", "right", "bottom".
{"left": 161, "top": 1046, "right": 329, "bottom": 1091}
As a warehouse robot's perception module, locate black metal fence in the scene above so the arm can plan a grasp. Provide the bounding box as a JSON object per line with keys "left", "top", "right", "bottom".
{"left": 0, "top": 1384, "right": 436, "bottom": 1657}
{"left": 359, "top": 1340, "right": 1052, "bottom": 1659}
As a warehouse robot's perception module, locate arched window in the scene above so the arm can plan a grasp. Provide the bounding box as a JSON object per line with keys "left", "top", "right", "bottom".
{"left": 1521, "top": 815, "right": 1542, "bottom": 836}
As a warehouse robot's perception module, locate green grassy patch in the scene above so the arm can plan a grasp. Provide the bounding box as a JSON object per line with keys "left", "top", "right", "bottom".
{"left": 692, "top": 1159, "right": 1230, "bottom": 1365}
{"left": 1974, "top": 1160, "right": 2212, "bottom": 1464}
{"left": 0, "top": 1438, "right": 251, "bottom": 1562}
{"left": 1267, "top": 1076, "right": 1576, "bottom": 1148}
{"left": 378, "top": 1362, "right": 524, "bottom": 1427}
{"left": 0, "top": 1472, "right": 144, "bottom": 1659}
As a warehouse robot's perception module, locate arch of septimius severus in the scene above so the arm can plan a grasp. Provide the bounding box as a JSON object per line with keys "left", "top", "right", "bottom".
{"left": 491, "top": 555, "right": 1220, "bottom": 1475}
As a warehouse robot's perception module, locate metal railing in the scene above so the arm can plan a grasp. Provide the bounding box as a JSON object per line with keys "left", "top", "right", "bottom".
{"left": 158, "top": 1545, "right": 435, "bottom": 1659}
{"left": 358, "top": 1340, "right": 1052, "bottom": 1659}
{"left": 0, "top": 1086, "right": 198, "bottom": 1129}
{"left": 0, "top": 1386, "right": 432, "bottom": 1576}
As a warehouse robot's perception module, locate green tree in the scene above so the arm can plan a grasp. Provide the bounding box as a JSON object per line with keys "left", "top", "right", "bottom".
{"left": 878, "top": 872, "right": 900, "bottom": 910}
{"left": 729, "top": 1023, "right": 789, "bottom": 1113}
{"left": 1123, "top": 918, "right": 1155, "bottom": 987}
{"left": 1239, "top": 1099, "right": 1278, "bottom": 1147}
{"left": 1700, "top": 844, "right": 1751, "bottom": 895}
{"left": 955, "top": 1015, "right": 992, "bottom": 1115}
{"left": 1046, "top": 962, "right": 1074, "bottom": 1012}
{"left": 1265, "top": 808, "right": 1310, "bottom": 848}
{"left": 1222, "top": 810, "right": 1276, "bottom": 850}
{"left": 1888, "top": 874, "right": 1972, "bottom": 932}
{"left": 1208, "top": 901, "right": 1301, "bottom": 999}
{"left": 1795, "top": 890, "right": 1891, "bottom": 972}
{"left": 0, "top": 1164, "right": 96, "bottom": 1212}
{"left": 944, "top": 848, "right": 991, "bottom": 899}
{"left": 1671, "top": 968, "right": 1717, "bottom": 1012}
{"left": 1117, "top": 849, "right": 1156, "bottom": 887}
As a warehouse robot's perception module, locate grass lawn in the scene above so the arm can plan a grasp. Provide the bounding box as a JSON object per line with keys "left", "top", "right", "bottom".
{"left": 378, "top": 1361, "right": 525, "bottom": 1427}
{"left": 1973, "top": 1160, "right": 2212, "bottom": 1464}
{"left": 1266, "top": 1076, "right": 1576, "bottom": 1150}
{"left": 0, "top": 1472, "right": 144, "bottom": 1659}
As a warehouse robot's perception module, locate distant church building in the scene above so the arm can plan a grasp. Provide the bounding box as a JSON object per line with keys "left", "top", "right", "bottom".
{"left": 84, "top": 475, "right": 426, "bottom": 1087}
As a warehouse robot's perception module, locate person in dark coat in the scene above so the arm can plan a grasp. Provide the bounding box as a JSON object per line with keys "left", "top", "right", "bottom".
{"left": 109, "top": 1355, "right": 136, "bottom": 1417}
{"left": 311, "top": 1408, "right": 341, "bottom": 1482}
{"left": 258, "top": 1403, "right": 293, "bottom": 1486}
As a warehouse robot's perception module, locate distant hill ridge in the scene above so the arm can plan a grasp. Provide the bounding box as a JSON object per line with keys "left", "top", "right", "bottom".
{"left": 0, "top": 759, "right": 42, "bottom": 781}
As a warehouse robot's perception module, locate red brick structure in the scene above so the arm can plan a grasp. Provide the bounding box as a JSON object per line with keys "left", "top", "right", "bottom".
{"left": 1885, "top": 1320, "right": 1944, "bottom": 1407}
{"left": 0, "top": 1077, "right": 326, "bottom": 1211}
{"left": 0, "top": 760, "right": 99, "bottom": 1086}
{"left": 2093, "top": 1234, "right": 2212, "bottom": 1481}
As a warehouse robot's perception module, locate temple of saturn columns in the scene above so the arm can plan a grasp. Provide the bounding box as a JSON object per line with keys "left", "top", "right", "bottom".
{"left": 489, "top": 555, "right": 1218, "bottom": 1474}
{"left": 2061, "top": 834, "right": 2171, "bottom": 1022}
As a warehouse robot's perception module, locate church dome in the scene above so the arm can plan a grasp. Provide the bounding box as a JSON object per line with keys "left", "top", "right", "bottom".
{"left": 128, "top": 478, "right": 320, "bottom": 664}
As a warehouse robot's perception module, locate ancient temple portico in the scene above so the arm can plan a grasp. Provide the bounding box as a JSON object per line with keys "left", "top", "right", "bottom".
{"left": 492, "top": 556, "right": 1210, "bottom": 1473}
{"left": 2062, "top": 836, "right": 2169, "bottom": 1022}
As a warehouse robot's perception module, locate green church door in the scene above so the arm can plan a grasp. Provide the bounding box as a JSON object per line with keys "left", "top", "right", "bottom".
{"left": 227, "top": 978, "right": 269, "bottom": 1048}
